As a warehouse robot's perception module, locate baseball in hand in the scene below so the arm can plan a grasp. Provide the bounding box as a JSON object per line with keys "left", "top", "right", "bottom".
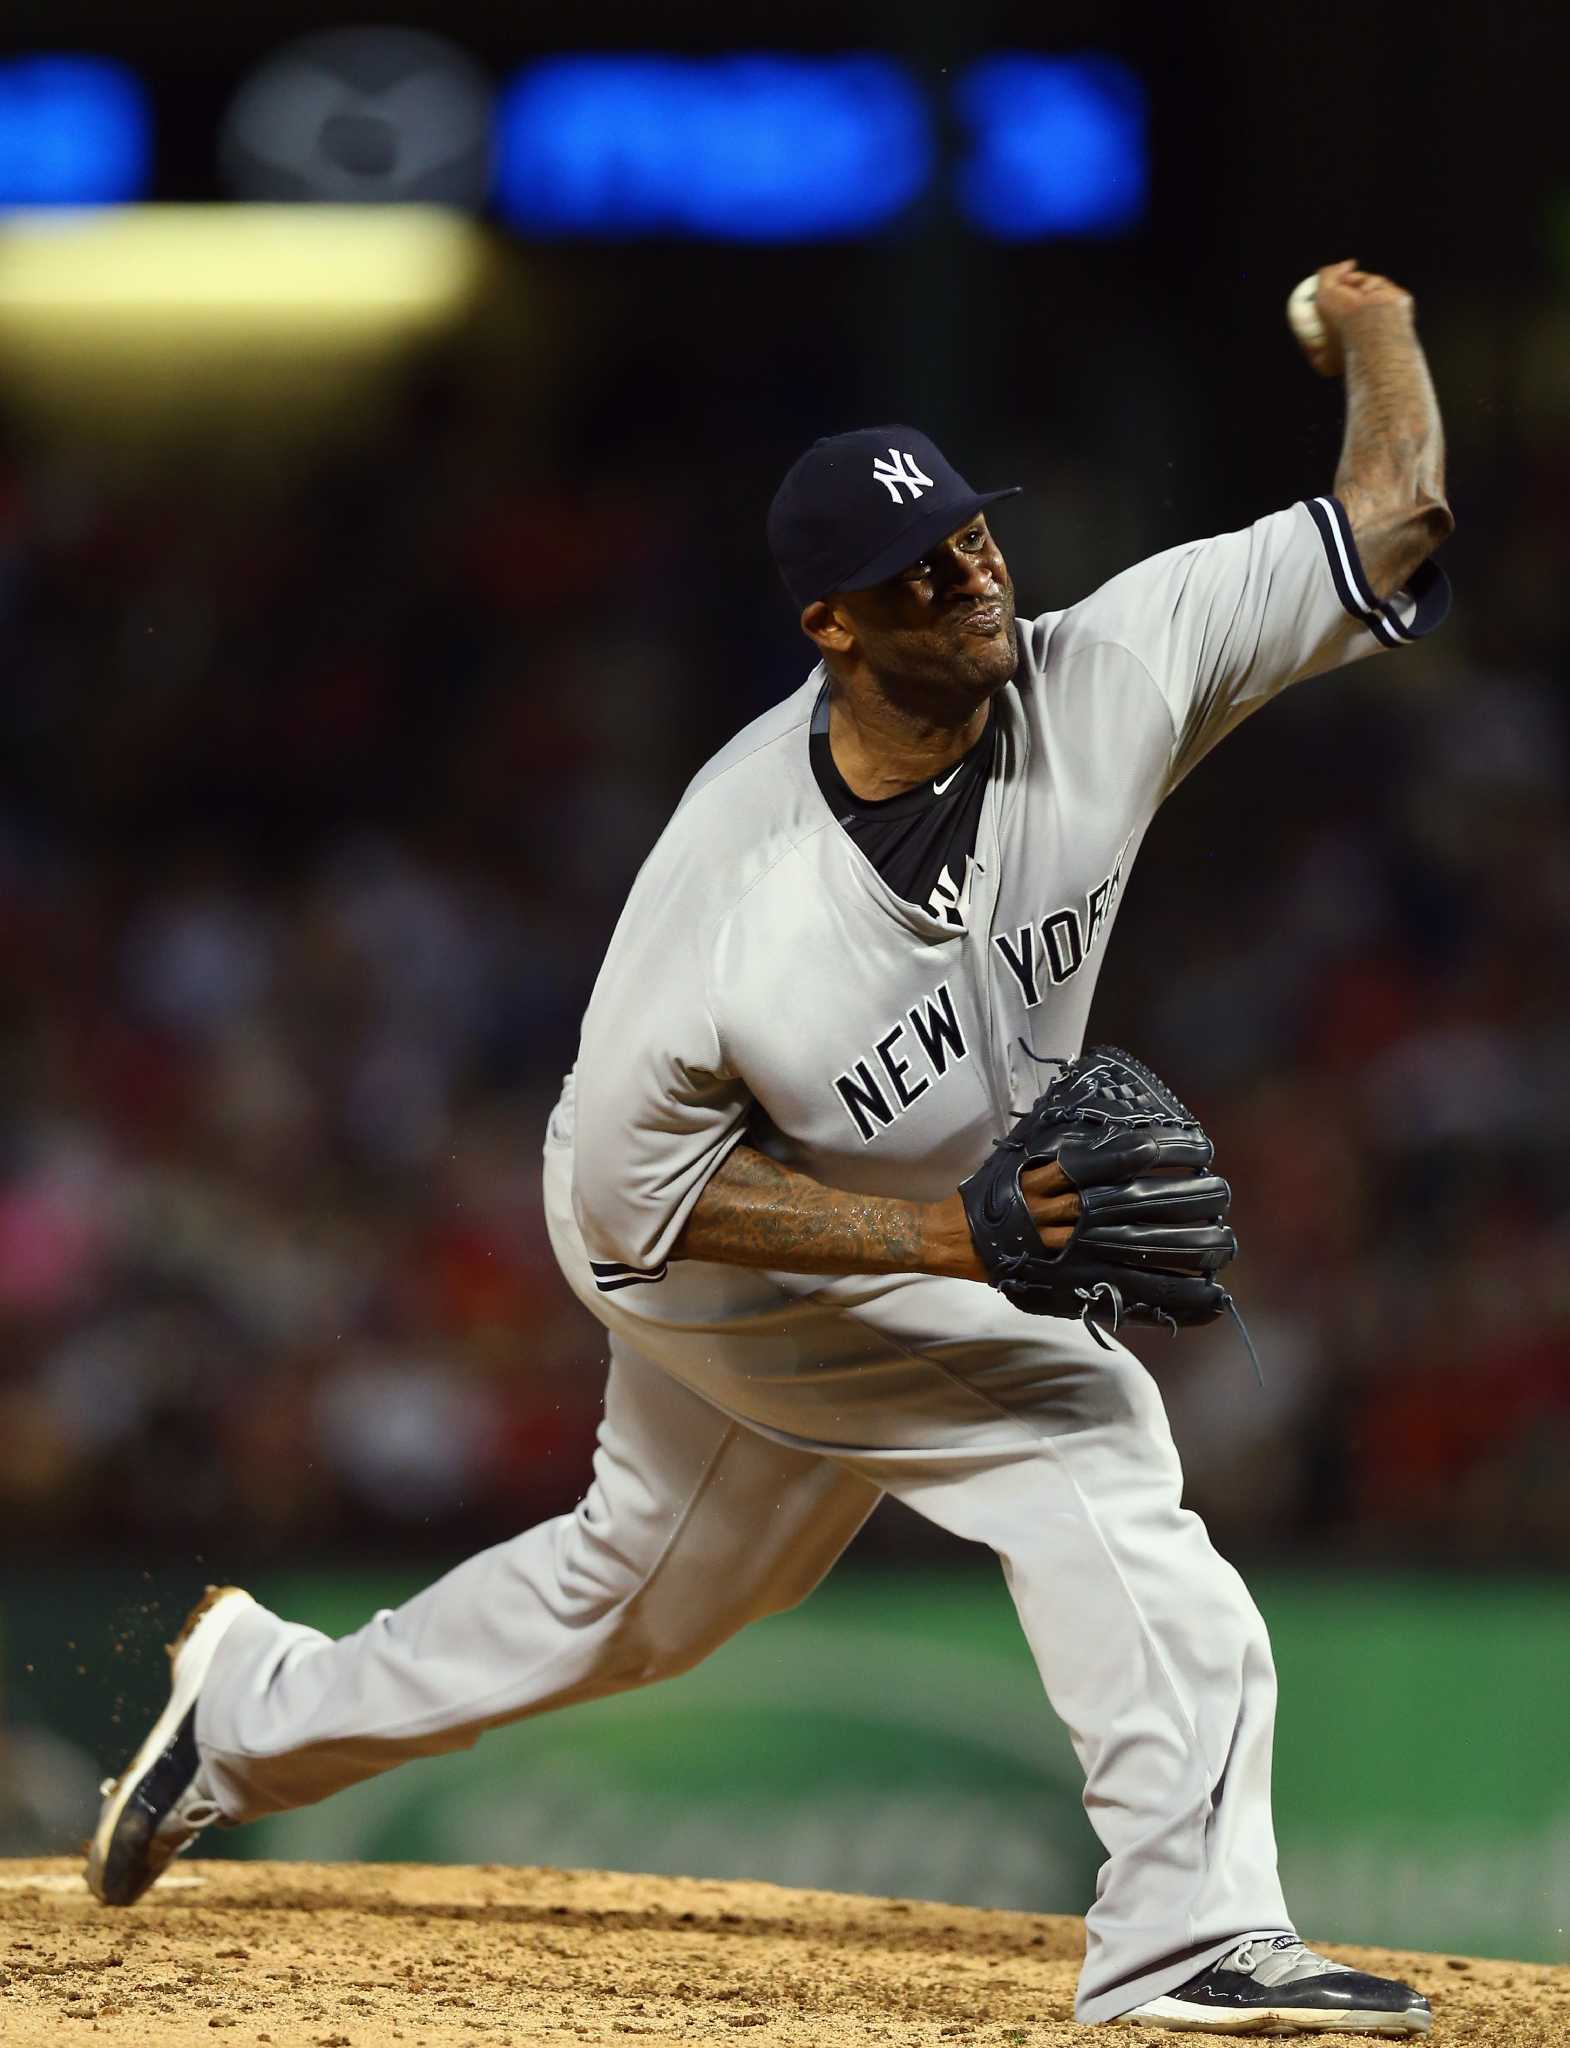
{"left": 1286, "top": 272, "right": 1341, "bottom": 377}
{"left": 1286, "top": 275, "right": 1325, "bottom": 350}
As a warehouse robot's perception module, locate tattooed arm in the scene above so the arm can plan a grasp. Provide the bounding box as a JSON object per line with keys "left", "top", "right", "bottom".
{"left": 673, "top": 1142, "right": 1077, "bottom": 1282}
{"left": 1308, "top": 260, "right": 1453, "bottom": 599}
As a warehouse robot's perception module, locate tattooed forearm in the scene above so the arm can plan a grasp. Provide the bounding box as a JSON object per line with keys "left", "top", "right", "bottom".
{"left": 1334, "top": 302, "right": 1453, "bottom": 598}
{"left": 674, "top": 1143, "right": 931, "bottom": 1277}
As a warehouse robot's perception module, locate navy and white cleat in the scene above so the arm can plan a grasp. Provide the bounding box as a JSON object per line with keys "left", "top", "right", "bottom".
{"left": 87, "top": 1585, "right": 253, "bottom": 1907}
{"left": 1123, "top": 1933, "right": 1432, "bottom": 2035}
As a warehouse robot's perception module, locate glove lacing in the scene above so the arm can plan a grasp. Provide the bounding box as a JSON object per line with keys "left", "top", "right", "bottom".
{"left": 1075, "top": 1280, "right": 1264, "bottom": 1385}
{"left": 1224, "top": 1295, "right": 1265, "bottom": 1388}
{"left": 1075, "top": 1281, "right": 1125, "bottom": 1351}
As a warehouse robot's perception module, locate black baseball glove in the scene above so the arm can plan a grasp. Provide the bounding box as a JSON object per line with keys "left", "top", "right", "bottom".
{"left": 958, "top": 1045, "right": 1241, "bottom": 1350}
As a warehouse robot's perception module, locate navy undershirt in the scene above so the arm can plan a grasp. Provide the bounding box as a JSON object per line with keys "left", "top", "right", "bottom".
{"left": 809, "top": 683, "right": 995, "bottom": 927}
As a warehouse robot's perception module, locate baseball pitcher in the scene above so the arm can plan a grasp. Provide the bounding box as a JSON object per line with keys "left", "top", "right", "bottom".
{"left": 90, "top": 262, "right": 1451, "bottom": 2034}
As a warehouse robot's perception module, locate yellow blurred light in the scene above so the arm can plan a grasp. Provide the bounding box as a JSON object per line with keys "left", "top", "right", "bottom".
{"left": 0, "top": 205, "right": 507, "bottom": 449}
{"left": 0, "top": 204, "right": 487, "bottom": 332}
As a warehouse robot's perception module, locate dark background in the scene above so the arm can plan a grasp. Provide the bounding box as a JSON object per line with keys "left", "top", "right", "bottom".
{"left": 2, "top": 0, "right": 1569, "bottom": 1592}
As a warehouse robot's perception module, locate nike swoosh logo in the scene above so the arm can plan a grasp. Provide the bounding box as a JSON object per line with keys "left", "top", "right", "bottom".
{"left": 934, "top": 767, "right": 962, "bottom": 795}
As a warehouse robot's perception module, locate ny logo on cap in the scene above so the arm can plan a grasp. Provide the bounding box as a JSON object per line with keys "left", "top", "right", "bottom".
{"left": 872, "top": 448, "right": 935, "bottom": 505}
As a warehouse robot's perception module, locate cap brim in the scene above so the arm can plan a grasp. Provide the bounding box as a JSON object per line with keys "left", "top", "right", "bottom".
{"left": 836, "top": 486, "right": 1023, "bottom": 593}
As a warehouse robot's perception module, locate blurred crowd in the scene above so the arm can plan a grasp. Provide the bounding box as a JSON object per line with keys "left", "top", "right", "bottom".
{"left": 2, "top": 322, "right": 1568, "bottom": 1571}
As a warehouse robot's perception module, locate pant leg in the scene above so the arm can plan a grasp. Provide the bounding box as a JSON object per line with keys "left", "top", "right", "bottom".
{"left": 589, "top": 1262, "right": 1288, "bottom": 2027}
{"left": 833, "top": 1278, "right": 1287, "bottom": 2023}
{"left": 196, "top": 1336, "right": 880, "bottom": 1822}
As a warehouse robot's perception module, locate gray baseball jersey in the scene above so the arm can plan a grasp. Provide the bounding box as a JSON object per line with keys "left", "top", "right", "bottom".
{"left": 569, "top": 495, "right": 1447, "bottom": 1291}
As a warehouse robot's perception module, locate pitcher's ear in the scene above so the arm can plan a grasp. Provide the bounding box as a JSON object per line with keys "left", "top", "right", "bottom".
{"left": 802, "top": 597, "right": 854, "bottom": 656}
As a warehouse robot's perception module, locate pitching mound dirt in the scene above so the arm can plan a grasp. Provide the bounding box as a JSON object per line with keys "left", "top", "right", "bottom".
{"left": 0, "top": 1858, "right": 1564, "bottom": 2046}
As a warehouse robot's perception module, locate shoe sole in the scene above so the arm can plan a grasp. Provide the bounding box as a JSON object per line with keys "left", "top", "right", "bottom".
{"left": 1122, "top": 1997, "right": 1432, "bottom": 2036}
{"left": 86, "top": 1585, "right": 255, "bottom": 1906}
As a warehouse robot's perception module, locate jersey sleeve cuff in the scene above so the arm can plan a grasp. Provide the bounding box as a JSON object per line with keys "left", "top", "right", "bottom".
{"left": 588, "top": 1256, "right": 669, "bottom": 1294}
{"left": 1304, "top": 494, "right": 1452, "bottom": 648}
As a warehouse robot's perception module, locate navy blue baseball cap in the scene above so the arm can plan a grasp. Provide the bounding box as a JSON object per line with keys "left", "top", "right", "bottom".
{"left": 767, "top": 425, "right": 1021, "bottom": 611}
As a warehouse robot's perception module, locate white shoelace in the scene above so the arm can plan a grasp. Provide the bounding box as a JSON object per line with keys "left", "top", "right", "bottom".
{"left": 1223, "top": 1935, "right": 1353, "bottom": 1988}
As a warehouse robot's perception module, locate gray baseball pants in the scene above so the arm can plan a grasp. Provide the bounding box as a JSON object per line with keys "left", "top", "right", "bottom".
{"left": 196, "top": 1132, "right": 1290, "bottom": 2023}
